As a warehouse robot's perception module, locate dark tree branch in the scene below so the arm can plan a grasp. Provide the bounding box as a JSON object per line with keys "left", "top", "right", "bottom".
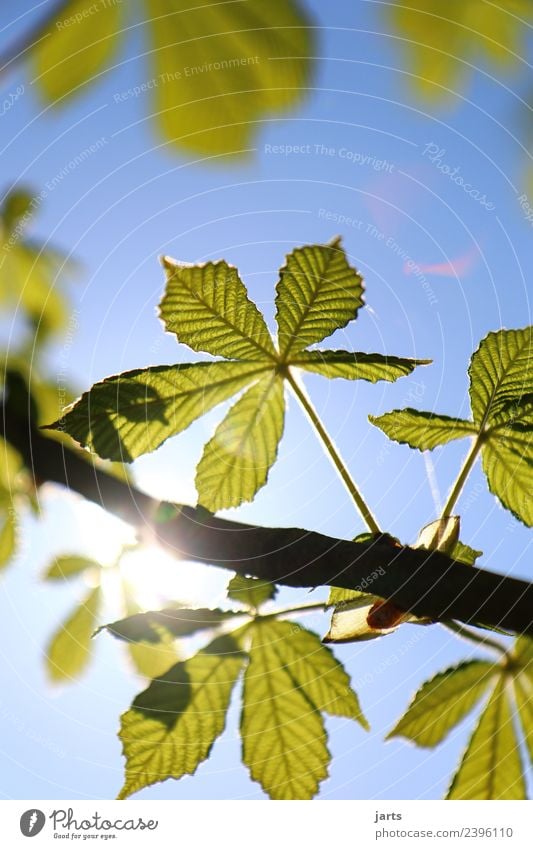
{"left": 3, "top": 371, "right": 533, "bottom": 636}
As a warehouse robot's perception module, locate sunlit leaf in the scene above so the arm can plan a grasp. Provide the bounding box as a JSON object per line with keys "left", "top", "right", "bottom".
{"left": 276, "top": 239, "right": 364, "bottom": 357}
{"left": 293, "top": 350, "right": 430, "bottom": 382}
{"left": 514, "top": 675, "right": 533, "bottom": 764}
{"left": 121, "top": 585, "right": 180, "bottom": 680}
{"left": 0, "top": 509, "right": 17, "bottom": 571}
{"left": 100, "top": 607, "right": 242, "bottom": 643}
{"left": 196, "top": 372, "right": 285, "bottom": 511}
{"left": 469, "top": 328, "right": 533, "bottom": 427}
{"left": 481, "top": 425, "right": 533, "bottom": 526}
{"left": 46, "top": 586, "right": 101, "bottom": 682}
{"left": 146, "top": 0, "right": 313, "bottom": 155}
{"left": 227, "top": 574, "right": 277, "bottom": 610}
{"left": 241, "top": 620, "right": 330, "bottom": 799}
{"left": 450, "top": 541, "right": 483, "bottom": 566}
{"left": 32, "top": 0, "right": 124, "bottom": 103}
{"left": 160, "top": 258, "right": 276, "bottom": 360}
{"left": 388, "top": 661, "right": 496, "bottom": 747}
{"left": 118, "top": 635, "right": 244, "bottom": 799}
{"left": 49, "top": 361, "right": 267, "bottom": 461}
{"left": 389, "top": 1, "right": 532, "bottom": 100}
{"left": 447, "top": 678, "right": 526, "bottom": 799}
{"left": 44, "top": 555, "right": 101, "bottom": 581}
{"left": 1, "top": 190, "right": 33, "bottom": 233}
{"left": 514, "top": 635, "right": 533, "bottom": 680}
{"left": 261, "top": 620, "right": 367, "bottom": 726}
{"left": 369, "top": 409, "right": 476, "bottom": 450}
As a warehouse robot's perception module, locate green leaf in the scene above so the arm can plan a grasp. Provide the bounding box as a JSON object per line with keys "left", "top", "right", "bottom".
{"left": 146, "top": 0, "right": 313, "bottom": 156}
{"left": 447, "top": 678, "right": 526, "bottom": 799}
{"left": 276, "top": 239, "right": 364, "bottom": 358}
{"left": 469, "top": 327, "right": 533, "bottom": 428}
{"left": 514, "top": 635, "right": 533, "bottom": 680}
{"left": 160, "top": 258, "right": 276, "bottom": 360}
{"left": 241, "top": 620, "right": 330, "bottom": 799}
{"left": 100, "top": 607, "right": 242, "bottom": 643}
{"left": 44, "top": 555, "right": 101, "bottom": 581}
{"left": 48, "top": 361, "right": 267, "bottom": 461}
{"left": 121, "top": 585, "right": 180, "bottom": 680}
{"left": 32, "top": 0, "right": 124, "bottom": 103}
{"left": 46, "top": 586, "right": 101, "bottom": 682}
{"left": 369, "top": 409, "right": 476, "bottom": 451}
{"left": 293, "top": 350, "right": 430, "bottom": 382}
{"left": 514, "top": 676, "right": 533, "bottom": 764}
{"left": 118, "top": 635, "right": 244, "bottom": 799}
{"left": 389, "top": 1, "right": 532, "bottom": 100}
{"left": 389, "top": 661, "right": 496, "bottom": 748}
{"left": 227, "top": 574, "right": 277, "bottom": 609}
{"left": 196, "top": 372, "right": 285, "bottom": 511}
{"left": 481, "top": 425, "right": 533, "bottom": 526}
{"left": 262, "top": 620, "right": 368, "bottom": 726}
{"left": 451, "top": 541, "right": 483, "bottom": 566}
{"left": 0, "top": 510, "right": 17, "bottom": 571}
{"left": 1, "top": 190, "right": 34, "bottom": 233}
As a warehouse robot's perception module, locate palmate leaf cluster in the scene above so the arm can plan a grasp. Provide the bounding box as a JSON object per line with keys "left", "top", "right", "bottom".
{"left": 370, "top": 327, "right": 533, "bottom": 526}
{"left": 31, "top": 0, "right": 313, "bottom": 157}
{"left": 101, "top": 577, "right": 367, "bottom": 800}
{"left": 389, "top": 636, "right": 533, "bottom": 799}
{"left": 43, "top": 553, "right": 179, "bottom": 683}
{"left": 52, "top": 238, "right": 427, "bottom": 512}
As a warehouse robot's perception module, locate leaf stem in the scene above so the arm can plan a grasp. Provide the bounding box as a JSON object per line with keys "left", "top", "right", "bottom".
{"left": 442, "top": 620, "right": 508, "bottom": 656}
{"left": 285, "top": 368, "right": 381, "bottom": 533}
{"left": 439, "top": 433, "right": 484, "bottom": 520}
{"left": 259, "top": 601, "right": 327, "bottom": 621}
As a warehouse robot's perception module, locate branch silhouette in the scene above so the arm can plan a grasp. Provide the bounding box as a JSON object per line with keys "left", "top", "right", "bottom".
{"left": 3, "top": 369, "right": 533, "bottom": 636}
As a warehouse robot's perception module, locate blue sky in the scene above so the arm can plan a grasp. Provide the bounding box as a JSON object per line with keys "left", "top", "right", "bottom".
{"left": 1, "top": 0, "right": 532, "bottom": 800}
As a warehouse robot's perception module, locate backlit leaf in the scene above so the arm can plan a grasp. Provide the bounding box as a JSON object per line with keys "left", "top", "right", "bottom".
{"left": 44, "top": 555, "right": 101, "bottom": 581}
{"left": 0, "top": 509, "right": 17, "bottom": 571}
{"left": 389, "top": 661, "right": 496, "bottom": 748}
{"left": 146, "top": 0, "right": 313, "bottom": 155}
{"left": 514, "top": 676, "right": 533, "bottom": 764}
{"left": 293, "top": 350, "right": 430, "bottom": 382}
{"left": 196, "top": 372, "right": 285, "bottom": 511}
{"left": 415, "top": 516, "right": 460, "bottom": 555}
{"left": 241, "top": 620, "right": 330, "bottom": 799}
{"left": 160, "top": 258, "right": 276, "bottom": 360}
{"left": 46, "top": 586, "right": 101, "bottom": 682}
{"left": 49, "top": 361, "right": 267, "bottom": 461}
{"left": 227, "top": 574, "right": 277, "bottom": 609}
{"left": 469, "top": 328, "right": 533, "bottom": 427}
{"left": 481, "top": 426, "right": 533, "bottom": 526}
{"left": 450, "top": 541, "right": 483, "bottom": 566}
{"left": 276, "top": 239, "right": 364, "bottom": 357}
{"left": 32, "top": 0, "right": 124, "bottom": 103}
{"left": 101, "top": 607, "right": 241, "bottom": 643}
{"left": 369, "top": 409, "right": 476, "bottom": 451}
{"left": 447, "top": 678, "right": 526, "bottom": 799}
{"left": 261, "top": 620, "right": 367, "bottom": 726}
{"left": 121, "top": 585, "right": 180, "bottom": 681}
{"left": 118, "top": 635, "right": 244, "bottom": 799}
